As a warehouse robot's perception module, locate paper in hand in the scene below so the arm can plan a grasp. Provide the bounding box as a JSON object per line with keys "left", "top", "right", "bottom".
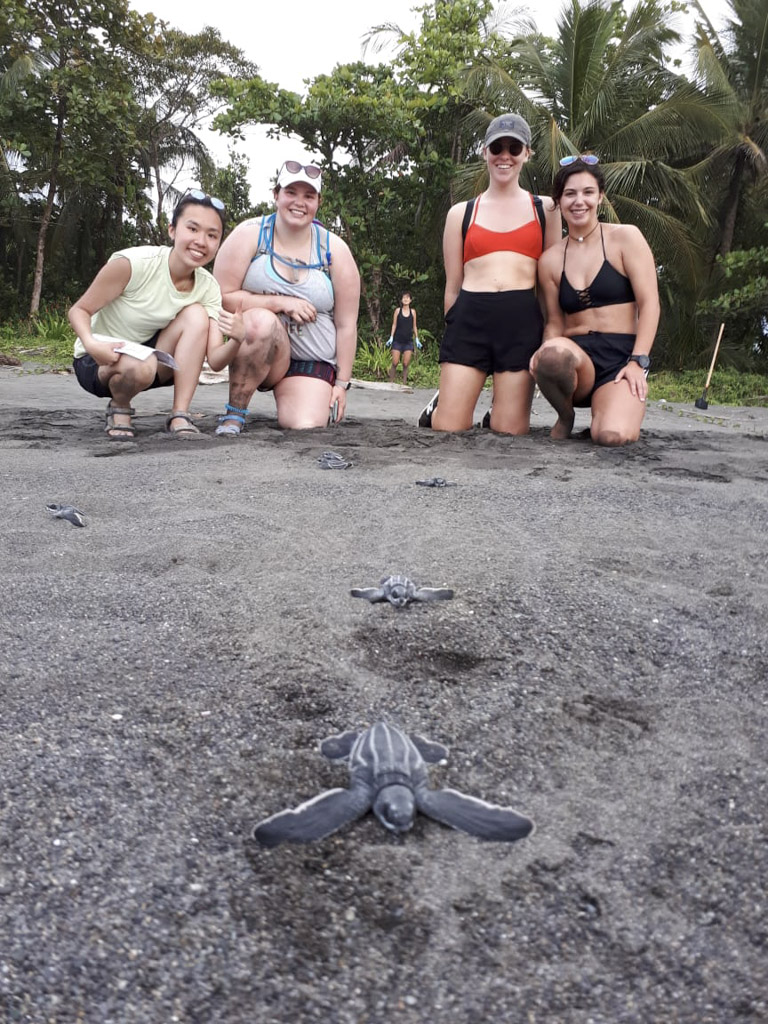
{"left": 91, "top": 334, "right": 179, "bottom": 370}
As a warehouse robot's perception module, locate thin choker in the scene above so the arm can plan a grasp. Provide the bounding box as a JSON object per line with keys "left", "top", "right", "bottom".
{"left": 568, "top": 222, "right": 600, "bottom": 244}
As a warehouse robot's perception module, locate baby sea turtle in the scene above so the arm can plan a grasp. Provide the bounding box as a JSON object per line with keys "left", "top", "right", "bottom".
{"left": 46, "top": 503, "right": 85, "bottom": 527}
{"left": 416, "top": 477, "right": 456, "bottom": 487}
{"left": 351, "top": 574, "right": 453, "bottom": 608}
{"left": 317, "top": 450, "right": 352, "bottom": 470}
{"left": 253, "top": 722, "right": 534, "bottom": 847}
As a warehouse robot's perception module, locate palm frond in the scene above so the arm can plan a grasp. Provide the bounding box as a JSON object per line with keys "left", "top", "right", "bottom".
{"left": 361, "top": 23, "right": 407, "bottom": 57}
{"left": 606, "top": 193, "right": 702, "bottom": 288}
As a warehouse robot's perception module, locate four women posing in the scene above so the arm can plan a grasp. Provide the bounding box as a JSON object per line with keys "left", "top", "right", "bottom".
{"left": 70, "top": 115, "right": 658, "bottom": 447}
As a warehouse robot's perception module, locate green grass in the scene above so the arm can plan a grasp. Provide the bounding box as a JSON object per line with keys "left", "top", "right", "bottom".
{"left": 0, "top": 310, "right": 76, "bottom": 370}
{"left": 648, "top": 368, "right": 768, "bottom": 406}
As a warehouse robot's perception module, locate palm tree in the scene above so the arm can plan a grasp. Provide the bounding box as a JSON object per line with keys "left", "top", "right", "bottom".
{"left": 686, "top": 0, "right": 768, "bottom": 259}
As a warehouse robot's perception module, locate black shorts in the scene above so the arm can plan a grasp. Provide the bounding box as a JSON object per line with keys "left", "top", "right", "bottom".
{"left": 570, "top": 332, "right": 636, "bottom": 407}
{"left": 439, "top": 288, "right": 543, "bottom": 374}
{"left": 72, "top": 332, "right": 166, "bottom": 398}
{"left": 391, "top": 340, "right": 414, "bottom": 353}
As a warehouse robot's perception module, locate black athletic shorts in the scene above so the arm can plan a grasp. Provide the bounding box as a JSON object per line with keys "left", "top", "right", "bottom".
{"left": 439, "top": 288, "right": 543, "bottom": 374}
{"left": 570, "top": 332, "right": 637, "bottom": 407}
{"left": 72, "top": 331, "right": 166, "bottom": 398}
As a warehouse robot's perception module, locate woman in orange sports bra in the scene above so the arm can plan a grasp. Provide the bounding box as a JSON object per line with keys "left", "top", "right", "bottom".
{"left": 531, "top": 157, "right": 659, "bottom": 446}
{"left": 418, "top": 113, "right": 560, "bottom": 434}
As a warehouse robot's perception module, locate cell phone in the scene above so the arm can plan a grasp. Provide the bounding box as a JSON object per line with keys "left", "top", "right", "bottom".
{"left": 329, "top": 399, "right": 339, "bottom": 424}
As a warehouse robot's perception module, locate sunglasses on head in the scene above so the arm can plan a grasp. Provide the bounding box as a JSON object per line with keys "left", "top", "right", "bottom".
{"left": 283, "top": 161, "right": 322, "bottom": 179}
{"left": 186, "top": 189, "right": 225, "bottom": 211}
{"left": 488, "top": 138, "right": 525, "bottom": 156}
{"left": 559, "top": 154, "right": 600, "bottom": 167}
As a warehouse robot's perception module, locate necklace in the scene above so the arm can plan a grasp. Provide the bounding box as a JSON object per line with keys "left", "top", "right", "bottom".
{"left": 270, "top": 222, "right": 316, "bottom": 282}
{"left": 568, "top": 222, "right": 599, "bottom": 244}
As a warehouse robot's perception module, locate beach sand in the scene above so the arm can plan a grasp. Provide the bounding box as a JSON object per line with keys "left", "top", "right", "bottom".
{"left": 1, "top": 367, "right": 767, "bottom": 1022}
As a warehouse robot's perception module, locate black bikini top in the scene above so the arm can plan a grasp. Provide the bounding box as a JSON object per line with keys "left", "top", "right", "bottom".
{"left": 559, "top": 225, "right": 636, "bottom": 314}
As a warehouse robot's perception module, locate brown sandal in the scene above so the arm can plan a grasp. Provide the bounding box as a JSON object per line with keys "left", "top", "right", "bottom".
{"left": 105, "top": 403, "right": 136, "bottom": 440}
{"left": 165, "top": 410, "right": 201, "bottom": 436}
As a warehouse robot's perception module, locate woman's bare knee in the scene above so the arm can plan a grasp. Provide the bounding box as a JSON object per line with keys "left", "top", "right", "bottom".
{"left": 591, "top": 425, "right": 638, "bottom": 446}
{"left": 533, "top": 344, "right": 576, "bottom": 380}
{"left": 243, "top": 307, "right": 279, "bottom": 340}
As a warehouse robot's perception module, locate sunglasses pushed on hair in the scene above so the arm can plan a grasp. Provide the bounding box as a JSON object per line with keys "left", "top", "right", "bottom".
{"left": 187, "top": 188, "right": 226, "bottom": 211}
{"left": 559, "top": 154, "right": 599, "bottom": 167}
{"left": 488, "top": 139, "right": 525, "bottom": 156}
{"left": 282, "top": 161, "right": 322, "bottom": 179}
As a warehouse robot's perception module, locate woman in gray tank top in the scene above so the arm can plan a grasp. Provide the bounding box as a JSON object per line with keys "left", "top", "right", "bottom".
{"left": 210, "top": 161, "right": 361, "bottom": 431}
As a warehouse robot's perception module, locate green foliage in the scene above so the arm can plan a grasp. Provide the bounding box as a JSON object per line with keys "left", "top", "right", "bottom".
{"left": 132, "top": 25, "right": 257, "bottom": 237}
{"left": 700, "top": 244, "right": 768, "bottom": 316}
{"left": 0, "top": 307, "right": 75, "bottom": 367}
{"left": 353, "top": 337, "right": 392, "bottom": 379}
{"left": 199, "top": 147, "right": 259, "bottom": 226}
{"left": 0, "top": 0, "right": 256, "bottom": 312}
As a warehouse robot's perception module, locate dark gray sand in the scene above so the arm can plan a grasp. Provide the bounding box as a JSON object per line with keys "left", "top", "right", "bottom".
{"left": 1, "top": 368, "right": 767, "bottom": 1023}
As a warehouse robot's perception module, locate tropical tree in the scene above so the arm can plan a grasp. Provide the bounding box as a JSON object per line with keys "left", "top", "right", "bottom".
{"left": 199, "top": 147, "right": 262, "bottom": 226}
{"left": 4, "top": 0, "right": 154, "bottom": 313}
{"left": 687, "top": 0, "right": 768, "bottom": 260}
{"left": 1, "top": 2, "right": 257, "bottom": 313}
{"left": 131, "top": 26, "right": 257, "bottom": 240}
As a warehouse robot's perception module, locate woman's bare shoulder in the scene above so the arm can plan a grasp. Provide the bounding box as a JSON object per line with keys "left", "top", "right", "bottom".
{"left": 605, "top": 222, "right": 644, "bottom": 244}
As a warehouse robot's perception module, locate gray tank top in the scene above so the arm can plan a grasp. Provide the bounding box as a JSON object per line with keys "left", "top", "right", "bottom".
{"left": 241, "top": 216, "right": 336, "bottom": 363}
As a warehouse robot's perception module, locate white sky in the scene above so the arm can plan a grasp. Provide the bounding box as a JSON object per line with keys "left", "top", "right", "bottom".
{"left": 128, "top": 0, "right": 725, "bottom": 205}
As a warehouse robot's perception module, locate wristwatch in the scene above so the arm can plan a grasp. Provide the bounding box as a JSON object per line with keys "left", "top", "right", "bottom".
{"left": 628, "top": 354, "right": 651, "bottom": 370}
{"left": 334, "top": 379, "right": 351, "bottom": 390}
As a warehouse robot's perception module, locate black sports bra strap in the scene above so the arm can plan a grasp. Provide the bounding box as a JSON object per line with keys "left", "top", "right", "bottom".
{"left": 600, "top": 223, "right": 606, "bottom": 257}
{"left": 533, "top": 195, "right": 546, "bottom": 243}
{"left": 461, "top": 198, "right": 476, "bottom": 243}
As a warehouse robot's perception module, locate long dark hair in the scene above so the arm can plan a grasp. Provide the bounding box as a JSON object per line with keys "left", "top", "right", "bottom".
{"left": 552, "top": 161, "right": 606, "bottom": 205}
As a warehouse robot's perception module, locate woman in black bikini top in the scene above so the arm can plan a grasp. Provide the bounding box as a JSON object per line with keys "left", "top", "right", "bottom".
{"left": 530, "top": 156, "right": 660, "bottom": 447}
{"left": 559, "top": 224, "right": 636, "bottom": 314}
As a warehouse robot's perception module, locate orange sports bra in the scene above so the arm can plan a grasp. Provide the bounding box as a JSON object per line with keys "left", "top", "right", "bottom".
{"left": 463, "top": 193, "right": 544, "bottom": 264}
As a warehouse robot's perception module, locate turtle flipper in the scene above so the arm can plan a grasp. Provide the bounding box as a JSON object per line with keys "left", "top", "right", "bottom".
{"left": 416, "top": 787, "right": 534, "bottom": 842}
{"left": 350, "top": 587, "right": 386, "bottom": 603}
{"left": 320, "top": 730, "right": 360, "bottom": 760}
{"left": 409, "top": 733, "right": 449, "bottom": 764}
{"left": 413, "top": 587, "right": 454, "bottom": 602}
{"left": 253, "top": 785, "right": 373, "bottom": 847}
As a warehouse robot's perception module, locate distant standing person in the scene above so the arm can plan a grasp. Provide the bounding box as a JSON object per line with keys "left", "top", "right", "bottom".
{"left": 418, "top": 113, "right": 561, "bottom": 433}
{"left": 69, "top": 190, "right": 233, "bottom": 439}
{"left": 387, "top": 291, "right": 421, "bottom": 385}
{"left": 530, "top": 156, "right": 659, "bottom": 445}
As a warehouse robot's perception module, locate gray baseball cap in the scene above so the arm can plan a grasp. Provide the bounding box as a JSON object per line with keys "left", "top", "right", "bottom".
{"left": 484, "top": 114, "right": 532, "bottom": 148}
